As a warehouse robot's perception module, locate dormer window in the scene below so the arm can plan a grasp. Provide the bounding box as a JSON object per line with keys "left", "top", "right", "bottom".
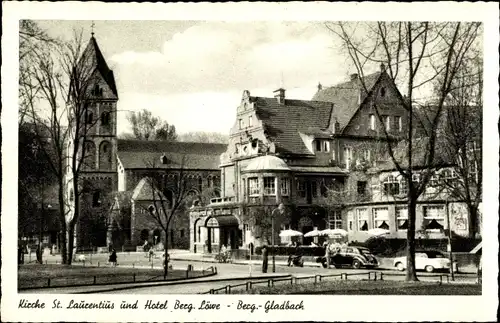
{"left": 315, "top": 140, "right": 330, "bottom": 153}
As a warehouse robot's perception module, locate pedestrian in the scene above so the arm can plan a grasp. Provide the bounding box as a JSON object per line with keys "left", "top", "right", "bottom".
{"left": 109, "top": 248, "right": 117, "bottom": 267}
{"left": 149, "top": 248, "right": 154, "bottom": 262}
{"left": 262, "top": 245, "right": 268, "bottom": 273}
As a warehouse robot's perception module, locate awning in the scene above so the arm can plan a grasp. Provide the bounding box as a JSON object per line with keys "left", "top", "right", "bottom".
{"left": 205, "top": 215, "right": 239, "bottom": 227}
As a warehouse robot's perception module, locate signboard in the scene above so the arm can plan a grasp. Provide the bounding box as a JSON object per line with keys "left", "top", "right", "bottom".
{"left": 450, "top": 203, "right": 469, "bottom": 237}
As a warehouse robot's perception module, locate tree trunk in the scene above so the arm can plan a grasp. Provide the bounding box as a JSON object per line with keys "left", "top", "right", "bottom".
{"left": 57, "top": 182, "right": 68, "bottom": 264}
{"left": 67, "top": 221, "right": 76, "bottom": 265}
{"left": 163, "top": 230, "right": 169, "bottom": 279}
{"left": 406, "top": 198, "right": 419, "bottom": 281}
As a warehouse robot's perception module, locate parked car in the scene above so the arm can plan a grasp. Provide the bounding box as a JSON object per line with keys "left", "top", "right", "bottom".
{"left": 316, "top": 246, "right": 379, "bottom": 269}
{"left": 393, "top": 250, "right": 457, "bottom": 273}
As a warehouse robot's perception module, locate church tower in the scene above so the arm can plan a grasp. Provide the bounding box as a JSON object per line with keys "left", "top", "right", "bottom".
{"left": 75, "top": 33, "right": 119, "bottom": 249}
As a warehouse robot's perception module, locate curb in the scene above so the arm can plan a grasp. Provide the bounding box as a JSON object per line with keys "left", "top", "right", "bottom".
{"left": 76, "top": 273, "right": 291, "bottom": 294}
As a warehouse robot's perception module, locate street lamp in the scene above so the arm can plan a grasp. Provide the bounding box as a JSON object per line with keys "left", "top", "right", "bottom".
{"left": 271, "top": 203, "right": 285, "bottom": 273}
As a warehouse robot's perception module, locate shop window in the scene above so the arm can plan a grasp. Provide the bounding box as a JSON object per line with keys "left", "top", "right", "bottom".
{"left": 248, "top": 177, "right": 259, "bottom": 196}
{"left": 356, "top": 208, "right": 368, "bottom": 231}
{"left": 396, "top": 207, "right": 408, "bottom": 230}
{"left": 280, "top": 178, "right": 289, "bottom": 196}
{"left": 423, "top": 205, "right": 445, "bottom": 232}
{"left": 263, "top": 177, "right": 276, "bottom": 195}
{"left": 373, "top": 207, "right": 390, "bottom": 230}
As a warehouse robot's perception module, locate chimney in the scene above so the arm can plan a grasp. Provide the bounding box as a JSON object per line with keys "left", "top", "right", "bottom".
{"left": 380, "top": 63, "right": 386, "bottom": 72}
{"left": 273, "top": 88, "right": 286, "bottom": 104}
{"left": 350, "top": 73, "right": 359, "bottom": 81}
{"left": 317, "top": 82, "right": 323, "bottom": 91}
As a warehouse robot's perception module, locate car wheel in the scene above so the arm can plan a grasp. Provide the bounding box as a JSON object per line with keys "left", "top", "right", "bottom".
{"left": 396, "top": 262, "right": 405, "bottom": 271}
{"left": 322, "top": 262, "right": 327, "bottom": 268}
{"left": 425, "top": 265, "right": 434, "bottom": 273}
{"left": 352, "top": 260, "right": 361, "bottom": 269}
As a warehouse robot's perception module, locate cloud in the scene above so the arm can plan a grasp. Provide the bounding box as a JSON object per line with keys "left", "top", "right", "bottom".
{"left": 110, "top": 22, "right": 344, "bottom": 95}
{"left": 110, "top": 22, "right": 350, "bottom": 134}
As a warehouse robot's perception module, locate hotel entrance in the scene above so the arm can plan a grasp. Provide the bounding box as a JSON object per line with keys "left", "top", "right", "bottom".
{"left": 205, "top": 215, "right": 240, "bottom": 253}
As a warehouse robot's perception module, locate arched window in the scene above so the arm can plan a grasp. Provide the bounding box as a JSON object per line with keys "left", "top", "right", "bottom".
{"left": 153, "top": 229, "right": 162, "bottom": 245}
{"left": 99, "top": 141, "right": 112, "bottom": 170}
{"left": 83, "top": 141, "right": 96, "bottom": 169}
{"left": 101, "top": 112, "right": 110, "bottom": 126}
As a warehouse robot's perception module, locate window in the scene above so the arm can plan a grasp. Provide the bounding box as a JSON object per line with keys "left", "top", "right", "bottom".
{"left": 369, "top": 114, "right": 376, "bottom": 130}
{"left": 380, "top": 87, "right": 386, "bottom": 97}
{"left": 363, "top": 150, "right": 371, "bottom": 162}
{"left": 344, "top": 146, "right": 352, "bottom": 168}
{"left": 328, "top": 211, "right": 342, "bottom": 229}
{"left": 315, "top": 140, "right": 321, "bottom": 152}
{"left": 400, "top": 177, "right": 408, "bottom": 195}
{"left": 430, "top": 172, "right": 439, "bottom": 186}
{"left": 383, "top": 175, "right": 400, "bottom": 195}
{"left": 235, "top": 143, "right": 240, "bottom": 154}
{"left": 396, "top": 116, "right": 402, "bottom": 132}
{"left": 297, "top": 180, "right": 306, "bottom": 198}
{"left": 396, "top": 207, "right": 408, "bottom": 230}
{"left": 248, "top": 116, "right": 253, "bottom": 127}
{"left": 441, "top": 169, "right": 458, "bottom": 186}
{"left": 311, "top": 181, "right": 318, "bottom": 198}
{"left": 423, "top": 205, "right": 445, "bottom": 231}
{"left": 331, "top": 148, "right": 336, "bottom": 160}
{"left": 180, "top": 229, "right": 185, "bottom": 238}
{"left": 239, "top": 119, "right": 244, "bottom": 129}
{"left": 347, "top": 211, "right": 355, "bottom": 231}
{"left": 280, "top": 178, "right": 289, "bottom": 196}
{"left": 357, "top": 181, "right": 367, "bottom": 196}
{"left": 92, "top": 191, "right": 101, "bottom": 207}
{"left": 322, "top": 141, "right": 330, "bottom": 152}
{"left": 101, "top": 112, "right": 110, "bottom": 126}
{"left": 248, "top": 177, "right": 259, "bottom": 196}
{"left": 384, "top": 115, "right": 391, "bottom": 131}
{"left": 373, "top": 207, "right": 390, "bottom": 230}
{"left": 263, "top": 177, "right": 276, "bottom": 195}
{"left": 86, "top": 112, "right": 94, "bottom": 124}
{"left": 356, "top": 208, "right": 368, "bottom": 231}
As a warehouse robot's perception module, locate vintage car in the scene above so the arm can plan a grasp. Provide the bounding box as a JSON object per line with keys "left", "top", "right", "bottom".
{"left": 393, "top": 250, "right": 457, "bottom": 273}
{"left": 316, "top": 246, "right": 379, "bottom": 269}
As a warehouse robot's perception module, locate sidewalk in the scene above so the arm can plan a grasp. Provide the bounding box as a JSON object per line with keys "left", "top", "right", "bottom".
{"left": 22, "top": 269, "right": 291, "bottom": 294}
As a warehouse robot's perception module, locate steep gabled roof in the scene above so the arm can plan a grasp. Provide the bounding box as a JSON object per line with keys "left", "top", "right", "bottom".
{"left": 81, "top": 36, "right": 118, "bottom": 97}
{"left": 117, "top": 139, "right": 227, "bottom": 169}
{"left": 312, "top": 72, "right": 382, "bottom": 131}
{"left": 252, "top": 97, "right": 333, "bottom": 155}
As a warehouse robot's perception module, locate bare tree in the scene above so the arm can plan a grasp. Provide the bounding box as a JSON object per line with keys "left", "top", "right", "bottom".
{"left": 141, "top": 156, "right": 196, "bottom": 278}
{"left": 20, "top": 22, "right": 105, "bottom": 264}
{"left": 326, "top": 21, "right": 481, "bottom": 280}
{"left": 437, "top": 56, "right": 482, "bottom": 237}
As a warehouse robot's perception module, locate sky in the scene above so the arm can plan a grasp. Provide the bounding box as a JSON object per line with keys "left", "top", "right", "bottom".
{"left": 36, "top": 20, "right": 363, "bottom": 136}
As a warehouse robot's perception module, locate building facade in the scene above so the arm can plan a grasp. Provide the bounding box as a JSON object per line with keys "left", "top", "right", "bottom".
{"left": 66, "top": 36, "right": 226, "bottom": 251}
{"left": 189, "top": 65, "right": 481, "bottom": 255}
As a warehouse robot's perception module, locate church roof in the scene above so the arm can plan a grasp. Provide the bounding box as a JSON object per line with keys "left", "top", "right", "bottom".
{"left": 252, "top": 97, "right": 333, "bottom": 156}
{"left": 117, "top": 139, "right": 227, "bottom": 170}
{"left": 243, "top": 155, "right": 291, "bottom": 172}
{"left": 312, "top": 71, "right": 382, "bottom": 131}
{"left": 80, "top": 36, "right": 118, "bottom": 97}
